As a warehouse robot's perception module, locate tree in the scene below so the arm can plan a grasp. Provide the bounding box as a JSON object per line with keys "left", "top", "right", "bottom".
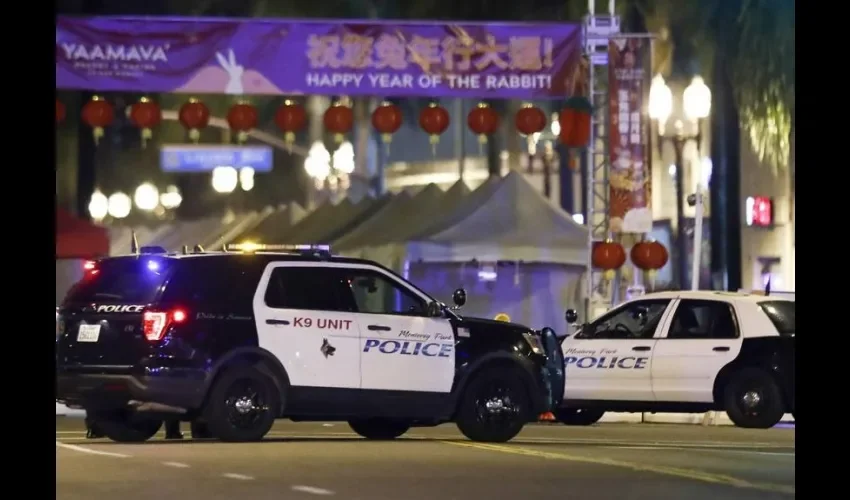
{"left": 639, "top": 0, "right": 795, "bottom": 172}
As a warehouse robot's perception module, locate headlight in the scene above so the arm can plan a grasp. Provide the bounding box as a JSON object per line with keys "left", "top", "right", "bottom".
{"left": 522, "top": 332, "right": 545, "bottom": 355}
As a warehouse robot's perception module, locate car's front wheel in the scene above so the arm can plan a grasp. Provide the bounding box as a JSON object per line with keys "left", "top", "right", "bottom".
{"left": 348, "top": 419, "right": 410, "bottom": 440}
{"left": 723, "top": 368, "right": 785, "bottom": 429}
{"left": 554, "top": 408, "right": 605, "bottom": 426}
{"left": 93, "top": 412, "right": 163, "bottom": 443}
{"left": 455, "top": 367, "right": 530, "bottom": 443}
{"left": 204, "top": 366, "right": 280, "bottom": 442}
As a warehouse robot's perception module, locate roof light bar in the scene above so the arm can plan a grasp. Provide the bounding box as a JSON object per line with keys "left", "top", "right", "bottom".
{"left": 224, "top": 243, "right": 332, "bottom": 255}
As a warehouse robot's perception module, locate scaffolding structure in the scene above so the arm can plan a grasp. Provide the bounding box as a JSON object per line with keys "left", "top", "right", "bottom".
{"left": 582, "top": 5, "right": 621, "bottom": 320}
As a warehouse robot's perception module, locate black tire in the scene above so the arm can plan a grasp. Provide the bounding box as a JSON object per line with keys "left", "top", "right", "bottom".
{"left": 348, "top": 419, "right": 410, "bottom": 440}
{"left": 555, "top": 408, "right": 605, "bottom": 426}
{"left": 723, "top": 368, "right": 785, "bottom": 429}
{"left": 95, "top": 413, "right": 163, "bottom": 443}
{"left": 455, "top": 367, "right": 531, "bottom": 443}
{"left": 204, "top": 366, "right": 280, "bottom": 442}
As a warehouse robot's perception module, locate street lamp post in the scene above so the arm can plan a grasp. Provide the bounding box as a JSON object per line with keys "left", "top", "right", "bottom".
{"left": 648, "top": 75, "right": 711, "bottom": 288}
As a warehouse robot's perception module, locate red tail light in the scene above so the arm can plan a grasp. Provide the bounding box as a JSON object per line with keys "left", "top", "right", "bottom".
{"left": 143, "top": 308, "right": 188, "bottom": 342}
{"left": 83, "top": 260, "right": 96, "bottom": 270}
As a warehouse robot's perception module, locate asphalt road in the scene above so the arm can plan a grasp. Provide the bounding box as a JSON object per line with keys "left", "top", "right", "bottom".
{"left": 56, "top": 417, "right": 795, "bottom": 500}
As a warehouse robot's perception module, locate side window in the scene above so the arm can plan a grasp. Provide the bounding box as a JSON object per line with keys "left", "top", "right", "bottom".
{"left": 340, "top": 268, "right": 427, "bottom": 316}
{"left": 667, "top": 300, "right": 738, "bottom": 339}
{"left": 582, "top": 300, "right": 671, "bottom": 339}
{"left": 264, "top": 267, "right": 354, "bottom": 312}
{"left": 161, "top": 259, "right": 262, "bottom": 308}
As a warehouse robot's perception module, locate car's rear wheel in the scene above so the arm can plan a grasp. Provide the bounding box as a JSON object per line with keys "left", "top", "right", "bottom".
{"left": 93, "top": 412, "right": 163, "bottom": 443}
{"left": 348, "top": 419, "right": 410, "bottom": 440}
{"left": 455, "top": 367, "right": 530, "bottom": 443}
{"left": 723, "top": 368, "right": 785, "bottom": 429}
{"left": 554, "top": 408, "right": 605, "bottom": 426}
{"left": 204, "top": 366, "right": 280, "bottom": 442}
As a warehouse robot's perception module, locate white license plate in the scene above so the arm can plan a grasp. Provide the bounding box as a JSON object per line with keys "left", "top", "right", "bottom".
{"left": 77, "top": 324, "right": 101, "bottom": 343}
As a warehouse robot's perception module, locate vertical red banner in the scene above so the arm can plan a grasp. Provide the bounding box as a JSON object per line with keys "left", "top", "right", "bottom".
{"left": 608, "top": 38, "right": 652, "bottom": 233}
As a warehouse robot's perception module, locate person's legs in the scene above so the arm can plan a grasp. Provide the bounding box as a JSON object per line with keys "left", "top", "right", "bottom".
{"left": 164, "top": 419, "right": 183, "bottom": 440}
{"left": 85, "top": 414, "right": 104, "bottom": 439}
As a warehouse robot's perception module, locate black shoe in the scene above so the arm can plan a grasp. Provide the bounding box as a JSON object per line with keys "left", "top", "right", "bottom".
{"left": 86, "top": 428, "right": 104, "bottom": 439}
{"left": 165, "top": 431, "right": 184, "bottom": 440}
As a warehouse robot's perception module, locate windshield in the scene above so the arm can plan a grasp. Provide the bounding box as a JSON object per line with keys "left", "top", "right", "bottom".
{"left": 63, "top": 257, "right": 173, "bottom": 305}
{"left": 759, "top": 301, "right": 795, "bottom": 336}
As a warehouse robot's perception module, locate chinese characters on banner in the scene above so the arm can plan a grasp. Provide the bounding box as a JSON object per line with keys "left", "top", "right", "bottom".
{"left": 56, "top": 17, "right": 583, "bottom": 99}
{"left": 608, "top": 38, "right": 652, "bottom": 234}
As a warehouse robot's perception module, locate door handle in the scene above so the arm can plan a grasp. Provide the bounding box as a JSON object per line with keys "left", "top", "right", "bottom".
{"left": 367, "top": 325, "right": 391, "bottom": 331}
{"left": 712, "top": 346, "right": 730, "bottom": 352}
{"left": 632, "top": 346, "right": 652, "bottom": 352}
{"left": 266, "top": 319, "right": 290, "bottom": 326}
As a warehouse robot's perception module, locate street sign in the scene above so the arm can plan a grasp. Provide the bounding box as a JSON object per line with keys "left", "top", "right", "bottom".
{"left": 160, "top": 145, "right": 273, "bottom": 173}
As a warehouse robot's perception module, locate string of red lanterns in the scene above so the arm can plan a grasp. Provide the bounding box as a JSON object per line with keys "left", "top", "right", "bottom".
{"left": 60, "top": 97, "right": 596, "bottom": 155}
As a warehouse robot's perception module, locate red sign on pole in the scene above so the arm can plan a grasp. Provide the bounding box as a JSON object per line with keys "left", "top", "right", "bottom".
{"left": 608, "top": 38, "right": 652, "bottom": 233}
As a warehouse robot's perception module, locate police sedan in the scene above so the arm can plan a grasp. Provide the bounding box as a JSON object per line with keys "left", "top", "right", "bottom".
{"left": 555, "top": 291, "right": 794, "bottom": 429}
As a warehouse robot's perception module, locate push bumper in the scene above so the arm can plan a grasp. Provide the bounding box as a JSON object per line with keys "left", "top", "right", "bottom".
{"left": 56, "top": 368, "right": 206, "bottom": 413}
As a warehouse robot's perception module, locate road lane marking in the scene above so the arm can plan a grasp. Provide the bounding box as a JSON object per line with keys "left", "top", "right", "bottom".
{"left": 292, "top": 485, "right": 335, "bottom": 496}
{"left": 603, "top": 445, "right": 795, "bottom": 456}
{"left": 442, "top": 441, "right": 794, "bottom": 495}
{"left": 162, "top": 462, "right": 190, "bottom": 468}
{"left": 223, "top": 473, "right": 254, "bottom": 481}
{"left": 56, "top": 441, "right": 131, "bottom": 458}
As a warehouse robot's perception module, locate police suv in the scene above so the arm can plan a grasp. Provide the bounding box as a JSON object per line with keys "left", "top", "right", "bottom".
{"left": 56, "top": 243, "right": 557, "bottom": 443}
{"left": 555, "top": 291, "right": 795, "bottom": 428}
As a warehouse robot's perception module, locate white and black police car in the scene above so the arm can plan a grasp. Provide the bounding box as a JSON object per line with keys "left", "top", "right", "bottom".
{"left": 552, "top": 291, "right": 795, "bottom": 428}
{"left": 56, "top": 242, "right": 558, "bottom": 443}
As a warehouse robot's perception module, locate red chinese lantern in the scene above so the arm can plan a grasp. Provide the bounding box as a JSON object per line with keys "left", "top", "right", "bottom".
{"left": 323, "top": 102, "right": 354, "bottom": 144}
{"left": 179, "top": 98, "right": 210, "bottom": 143}
{"left": 274, "top": 100, "right": 307, "bottom": 151}
{"left": 467, "top": 102, "right": 500, "bottom": 152}
{"left": 128, "top": 97, "right": 162, "bottom": 149}
{"left": 559, "top": 96, "right": 593, "bottom": 148}
{"left": 631, "top": 240, "right": 669, "bottom": 282}
{"left": 371, "top": 101, "right": 403, "bottom": 147}
{"left": 81, "top": 96, "right": 114, "bottom": 145}
{"left": 515, "top": 104, "right": 546, "bottom": 136}
{"left": 592, "top": 240, "right": 627, "bottom": 280}
{"left": 227, "top": 102, "right": 258, "bottom": 144}
{"left": 56, "top": 99, "right": 66, "bottom": 125}
{"left": 419, "top": 102, "right": 450, "bottom": 154}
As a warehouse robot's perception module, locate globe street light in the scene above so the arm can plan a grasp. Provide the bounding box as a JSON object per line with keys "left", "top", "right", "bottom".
{"left": 304, "top": 141, "right": 331, "bottom": 186}
{"left": 88, "top": 189, "right": 108, "bottom": 221}
{"left": 648, "top": 74, "right": 712, "bottom": 289}
{"left": 107, "top": 192, "right": 132, "bottom": 219}
{"left": 211, "top": 166, "right": 238, "bottom": 194}
{"left": 134, "top": 182, "right": 160, "bottom": 211}
{"left": 160, "top": 185, "right": 182, "bottom": 210}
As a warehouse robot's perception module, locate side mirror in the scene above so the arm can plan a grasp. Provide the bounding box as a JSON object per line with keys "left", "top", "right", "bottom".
{"left": 452, "top": 288, "right": 467, "bottom": 307}
{"left": 427, "top": 301, "right": 443, "bottom": 318}
{"left": 565, "top": 309, "right": 579, "bottom": 324}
